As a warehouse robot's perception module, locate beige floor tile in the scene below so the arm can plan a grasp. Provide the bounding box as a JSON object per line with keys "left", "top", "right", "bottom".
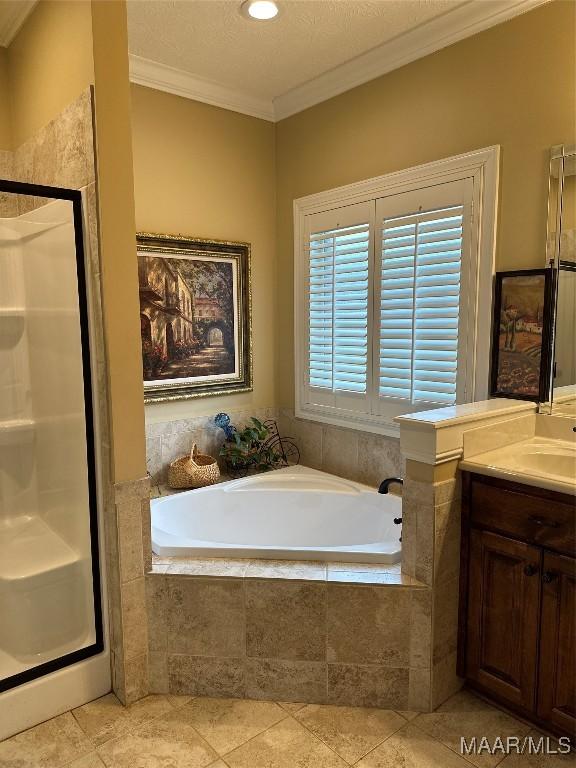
{"left": 295, "top": 703, "right": 406, "bottom": 764}
{"left": 397, "top": 711, "right": 420, "bottom": 721}
{"left": 356, "top": 722, "right": 474, "bottom": 767}
{"left": 176, "top": 697, "right": 287, "bottom": 755}
{"left": 223, "top": 716, "right": 349, "bottom": 767}
{"left": 498, "top": 730, "right": 575, "bottom": 767}
{"left": 0, "top": 711, "right": 93, "bottom": 768}
{"left": 97, "top": 708, "right": 218, "bottom": 768}
{"left": 167, "top": 695, "right": 194, "bottom": 709}
{"left": 71, "top": 693, "right": 173, "bottom": 746}
{"left": 413, "top": 690, "right": 532, "bottom": 768}
{"left": 67, "top": 754, "right": 107, "bottom": 768}
{"left": 278, "top": 701, "right": 307, "bottom": 714}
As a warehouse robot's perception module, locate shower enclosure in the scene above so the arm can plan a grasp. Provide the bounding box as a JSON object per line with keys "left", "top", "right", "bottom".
{"left": 0, "top": 179, "right": 108, "bottom": 733}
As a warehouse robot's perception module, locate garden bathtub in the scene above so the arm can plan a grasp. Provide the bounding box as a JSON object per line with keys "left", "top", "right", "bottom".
{"left": 151, "top": 465, "right": 402, "bottom": 563}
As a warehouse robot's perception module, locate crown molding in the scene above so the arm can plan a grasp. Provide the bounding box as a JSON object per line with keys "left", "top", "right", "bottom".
{"left": 0, "top": 0, "right": 37, "bottom": 47}
{"left": 128, "top": 55, "right": 275, "bottom": 122}
{"left": 274, "top": 0, "right": 550, "bottom": 120}
{"left": 128, "top": 0, "right": 550, "bottom": 123}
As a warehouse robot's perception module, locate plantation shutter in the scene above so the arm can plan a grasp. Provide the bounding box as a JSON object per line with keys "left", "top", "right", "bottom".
{"left": 303, "top": 201, "right": 373, "bottom": 414}
{"left": 375, "top": 178, "right": 474, "bottom": 414}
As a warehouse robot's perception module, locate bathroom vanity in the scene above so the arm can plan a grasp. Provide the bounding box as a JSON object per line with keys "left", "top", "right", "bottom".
{"left": 457, "top": 471, "right": 575, "bottom": 739}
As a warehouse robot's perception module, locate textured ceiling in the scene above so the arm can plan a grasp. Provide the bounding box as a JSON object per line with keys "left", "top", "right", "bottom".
{"left": 0, "top": 0, "right": 36, "bottom": 47}
{"left": 127, "top": 0, "right": 466, "bottom": 100}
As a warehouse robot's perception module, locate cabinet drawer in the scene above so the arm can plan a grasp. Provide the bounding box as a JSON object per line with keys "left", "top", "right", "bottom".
{"left": 469, "top": 479, "right": 575, "bottom": 556}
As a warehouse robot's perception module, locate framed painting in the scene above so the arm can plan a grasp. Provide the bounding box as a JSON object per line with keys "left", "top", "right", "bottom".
{"left": 490, "top": 269, "right": 553, "bottom": 401}
{"left": 137, "top": 232, "right": 252, "bottom": 402}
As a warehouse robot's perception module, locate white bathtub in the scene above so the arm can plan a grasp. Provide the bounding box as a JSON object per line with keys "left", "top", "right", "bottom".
{"left": 151, "top": 465, "right": 402, "bottom": 563}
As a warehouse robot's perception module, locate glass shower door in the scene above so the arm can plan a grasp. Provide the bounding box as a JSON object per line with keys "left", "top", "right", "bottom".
{"left": 0, "top": 179, "right": 103, "bottom": 692}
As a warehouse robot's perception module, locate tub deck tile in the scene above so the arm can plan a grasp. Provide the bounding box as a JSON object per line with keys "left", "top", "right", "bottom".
{"left": 149, "top": 556, "right": 421, "bottom": 586}
{"left": 244, "top": 560, "right": 327, "bottom": 581}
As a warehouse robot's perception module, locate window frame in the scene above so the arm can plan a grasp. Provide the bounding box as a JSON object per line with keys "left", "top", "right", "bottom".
{"left": 294, "top": 146, "right": 500, "bottom": 437}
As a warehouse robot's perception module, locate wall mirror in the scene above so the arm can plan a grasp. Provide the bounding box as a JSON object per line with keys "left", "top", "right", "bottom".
{"left": 541, "top": 144, "right": 576, "bottom": 416}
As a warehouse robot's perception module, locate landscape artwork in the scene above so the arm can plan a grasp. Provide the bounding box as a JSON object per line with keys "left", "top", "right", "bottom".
{"left": 490, "top": 270, "right": 552, "bottom": 401}
{"left": 137, "top": 233, "right": 252, "bottom": 402}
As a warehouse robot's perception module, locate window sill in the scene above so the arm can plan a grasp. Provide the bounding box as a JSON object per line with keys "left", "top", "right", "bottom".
{"left": 295, "top": 404, "right": 400, "bottom": 438}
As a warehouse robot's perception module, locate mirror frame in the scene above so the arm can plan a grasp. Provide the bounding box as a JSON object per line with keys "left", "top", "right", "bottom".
{"left": 540, "top": 144, "right": 576, "bottom": 414}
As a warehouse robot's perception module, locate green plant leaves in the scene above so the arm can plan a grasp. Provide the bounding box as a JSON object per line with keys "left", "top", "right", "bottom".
{"left": 219, "top": 417, "right": 282, "bottom": 475}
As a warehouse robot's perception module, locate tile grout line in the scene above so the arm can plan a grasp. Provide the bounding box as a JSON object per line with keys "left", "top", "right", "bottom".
{"left": 88, "top": 696, "right": 220, "bottom": 764}
{"left": 213, "top": 711, "right": 298, "bottom": 762}
{"left": 292, "top": 704, "right": 409, "bottom": 766}
{"left": 217, "top": 712, "right": 353, "bottom": 767}
{"left": 70, "top": 692, "right": 195, "bottom": 750}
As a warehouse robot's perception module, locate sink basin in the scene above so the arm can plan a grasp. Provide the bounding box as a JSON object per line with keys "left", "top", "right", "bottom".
{"left": 518, "top": 451, "right": 576, "bottom": 480}
{"left": 460, "top": 436, "right": 576, "bottom": 495}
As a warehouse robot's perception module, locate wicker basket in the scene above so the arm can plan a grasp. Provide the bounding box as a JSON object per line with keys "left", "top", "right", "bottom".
{"left": 167, "top": 444, "right": 220, "bottom": 489}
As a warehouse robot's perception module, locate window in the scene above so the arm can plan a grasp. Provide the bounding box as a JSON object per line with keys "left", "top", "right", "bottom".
{"left": 294, "top": 147, "right": 499, "bottom": 435}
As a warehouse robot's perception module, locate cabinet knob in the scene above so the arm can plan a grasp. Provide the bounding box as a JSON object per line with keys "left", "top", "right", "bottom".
{"left": 523, "top": 564, "right": 538, "bottom": 577}
{"left": 529, "top": 516, "right": 559, "bottom": 528}
{"left": 542, "top": 571, "right": 558, "bottom": 583}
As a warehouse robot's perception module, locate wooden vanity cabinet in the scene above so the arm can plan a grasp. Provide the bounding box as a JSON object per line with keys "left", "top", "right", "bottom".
{"left": 458, "top": 472, "right": 576, "bottom": 740}
{"left": 538, "top": 551, "right": 576, "bottom": 736}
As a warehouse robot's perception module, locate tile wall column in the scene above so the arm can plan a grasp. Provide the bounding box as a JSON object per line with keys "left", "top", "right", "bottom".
{"left": 396, "top": 400, "right": 537, "bottom": 709}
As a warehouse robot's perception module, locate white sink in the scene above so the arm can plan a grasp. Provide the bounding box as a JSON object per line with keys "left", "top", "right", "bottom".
{"left": 460, "top": 436, "right": 576, "bottom": 494}
{"left": 518, "top": 451, "right": 576, "bottom": 480}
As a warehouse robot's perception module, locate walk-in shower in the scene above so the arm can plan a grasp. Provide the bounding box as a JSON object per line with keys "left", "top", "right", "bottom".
{"left": 0, "top": 179, "right": 107, "bottom": 729}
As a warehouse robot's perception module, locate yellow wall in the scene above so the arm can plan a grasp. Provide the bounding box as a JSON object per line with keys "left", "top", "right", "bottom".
{"left": 0, "top": 48, "right": 11, "bottom": 150}
{"left": 91, "top": 1, "right": 146, "bottom": 481}
{"left": 275, "top": 0, "right": 576, "bottom": 406}
{"left": 1, "top": 0, "right": 146, "bottom": 482}
{"left": 130, "top": 85, "right": 277, "bottom": 423}
{"left": 7, "top": 0, "right": 94, "bottom": 148}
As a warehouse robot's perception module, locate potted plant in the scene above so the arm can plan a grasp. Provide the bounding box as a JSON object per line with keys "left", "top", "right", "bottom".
{"left": 215, "top": 415, "right": 281, "bottom": 477}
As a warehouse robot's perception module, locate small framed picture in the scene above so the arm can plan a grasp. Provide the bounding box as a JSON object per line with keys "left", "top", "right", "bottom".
{"left": 490, "top": 269, "right": 553, "bottom": 401}
{"left": 137, "top": 232, "right": 252, "bottom": 403}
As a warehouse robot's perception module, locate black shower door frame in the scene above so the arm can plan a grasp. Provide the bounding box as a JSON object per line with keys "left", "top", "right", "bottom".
{"left": 0, "top": 179, "right": 104, "bottom": 693}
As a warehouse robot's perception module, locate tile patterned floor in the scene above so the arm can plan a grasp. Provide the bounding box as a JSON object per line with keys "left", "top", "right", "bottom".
{"left": 0, "top": 688, "right": 572, "bottom": 768}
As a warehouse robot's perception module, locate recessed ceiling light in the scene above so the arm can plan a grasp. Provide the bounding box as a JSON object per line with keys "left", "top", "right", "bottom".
{"left": 241, "top": 0, "right": 279, "bottom": 21}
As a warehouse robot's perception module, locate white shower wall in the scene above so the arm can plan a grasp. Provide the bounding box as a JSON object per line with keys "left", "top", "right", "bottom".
{"left": 0, "top": 198, "right": 95, "bottom": 680}
{"left": 22, "top": 200, "right": 91, "bottom": 553}
{"left": 0, "top": 220, "right": 36, "bottom": 522}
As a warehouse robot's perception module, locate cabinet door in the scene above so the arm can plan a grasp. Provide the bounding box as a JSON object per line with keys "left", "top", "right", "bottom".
{"left": 467, "top": 529, "right": 541, "bottom": 711}
{"left": 537, "top": 551, "right": 576, "bottom": 738}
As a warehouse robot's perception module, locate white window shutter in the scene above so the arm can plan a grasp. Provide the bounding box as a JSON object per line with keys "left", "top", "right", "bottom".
{"left": 376, "top": 179, "right": 472, "bottom": 411}
{"left": 375, "top": 178, "right": 474, "bottom": 414}
{"left": 293, "top": 151, "right": 496, "bottom": 435}
{"left": 303, "top": 202, "right": 373, "bottom": 414}
{"left": 379, "top": 207, "right": 463, "bottom": 404}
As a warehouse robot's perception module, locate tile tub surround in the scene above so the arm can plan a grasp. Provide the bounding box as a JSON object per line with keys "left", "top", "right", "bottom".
{"left": 107, "top": 476, "right": 153, "bottom": 705}
{"left": 395, "top": 400, "right": 545, "bottom": 711}
{"left": 145, "top": 562, "right": 432, "bottom": 710}
{"left": 143, "top": 409, "right": 460, "bottom": 712}
{"left": 145, "top": 408, "right": 277, "bottom": 485}
{"left": 144, "top": 407, "right": 404, "bottom": 489}
{"left": 277, "top": 409, "right": 405, "bottom": 487}
{"left": 0, "top": 689, "right": 563, "bottom": 768}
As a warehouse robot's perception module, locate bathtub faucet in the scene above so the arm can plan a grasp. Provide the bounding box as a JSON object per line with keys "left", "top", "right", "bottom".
{"left": 378, "top": 477, "right": 403, "bottom": 525}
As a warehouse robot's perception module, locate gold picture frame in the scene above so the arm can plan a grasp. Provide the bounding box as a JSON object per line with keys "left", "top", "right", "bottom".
{"left": 137, "top": 232, "right": 253, "bottom": 403}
